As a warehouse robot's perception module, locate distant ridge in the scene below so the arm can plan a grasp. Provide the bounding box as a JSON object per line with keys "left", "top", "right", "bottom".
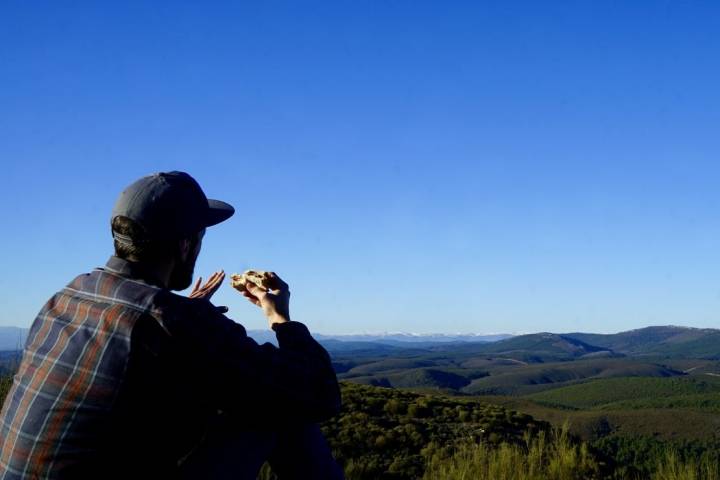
{"left": 3, "top": 325, "right": 720, "bottom": 358}
{"left": 245, "top": 330, "right": 514, "bottom": 347}
{"left": 316, "top": 332, "right": 513, "bottom": 344}
{"left": 435, "top": 326, "right": 720, "bottom": 360}
{"left": 0, "top": 327, "right": 27, "bottom": 351}
{"left": 469, "top": 332, "right": 615, "bottom": 361}
{"left": 564, "top": 325, "right": 720, "bottom": 358}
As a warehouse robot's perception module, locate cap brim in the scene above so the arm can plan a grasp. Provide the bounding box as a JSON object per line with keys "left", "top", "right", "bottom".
{"left": 205, "top": 199, "right": 235, "bottom": 227}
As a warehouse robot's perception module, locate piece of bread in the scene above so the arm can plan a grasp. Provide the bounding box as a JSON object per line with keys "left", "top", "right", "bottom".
{"left": 230, "top": 270, "right": 272, "bottom": 291}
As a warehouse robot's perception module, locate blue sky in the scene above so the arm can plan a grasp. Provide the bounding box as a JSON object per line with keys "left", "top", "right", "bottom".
{"left": 1, "top": 1, "right": 720, "bottom": 334}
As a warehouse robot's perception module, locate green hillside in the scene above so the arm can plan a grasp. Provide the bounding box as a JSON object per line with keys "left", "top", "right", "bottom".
{"left": 317, "top": 383, "right": 720, "bottom": 479}
{"left": 320, "top": 382, "right": 549, "bottom": 479}
{"left": 476, "top": 333, "right": 609, "bottom": 356}
{"left": 344, "top": 358, "right": 439, "bottom": 376}
{"left": 527, "top": 377, "right": 720, "bottom": 410}
{"left": 349, "top": 367, "right": 472, "bottom": 390}
{"left": 334, "top": 349, "right": 685, "bottom": 396}
{"left": 600, "top": 393, "right": 720, "bottom": 413}
{"left": 461, "top": 359, "right": 680, "bottom": 396}
{"left": 427, "top": 333, "right": 617, "bottom": 363}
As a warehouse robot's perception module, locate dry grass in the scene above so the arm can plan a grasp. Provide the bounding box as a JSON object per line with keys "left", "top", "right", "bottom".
{"left": 422, "top": 424, "right": 599, "bottom": 480}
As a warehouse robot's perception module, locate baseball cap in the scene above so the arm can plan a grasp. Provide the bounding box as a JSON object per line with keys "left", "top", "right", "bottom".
{"left": 111, "top": 171, "right": 234, "bottom": 244}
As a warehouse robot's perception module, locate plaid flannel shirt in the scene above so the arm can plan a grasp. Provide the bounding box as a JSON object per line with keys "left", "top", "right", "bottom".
{"left": 0, "top": 256, "right": 341, "bottom": 479}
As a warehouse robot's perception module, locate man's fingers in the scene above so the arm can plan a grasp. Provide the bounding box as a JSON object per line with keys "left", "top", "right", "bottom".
{"left": 189, "top": 270, "right": 228, "bottom": 300}
{"left": 241, "top": 286, "right": 258, "bottom": 298}
{"left": 241, "top": 291, "right": 260, "bottom": 306}
{"left": 244, "top": 284, "right": 268, "bottom": 306}
{"left": 245, "top": 283, "right": 266, "bottom": 297}
{"left": 209, "top": 272, "right": 225, "bottom": 288}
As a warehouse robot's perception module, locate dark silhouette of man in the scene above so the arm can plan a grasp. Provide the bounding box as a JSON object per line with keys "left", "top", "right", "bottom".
{"left": 0, "top": 171, "right": 343, "bottom": 479}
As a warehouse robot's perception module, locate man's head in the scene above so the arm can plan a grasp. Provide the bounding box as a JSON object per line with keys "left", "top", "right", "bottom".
{"left": 110, "top": 171, "right": 234, "bottom": 290}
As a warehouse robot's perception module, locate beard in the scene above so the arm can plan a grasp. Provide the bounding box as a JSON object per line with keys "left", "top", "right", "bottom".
{"left": 168, "top": 256, "right": 196, "bottom": 291}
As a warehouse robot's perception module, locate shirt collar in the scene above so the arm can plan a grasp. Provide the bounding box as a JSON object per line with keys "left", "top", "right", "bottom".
{"left": 104, "top": 256, "right": 167, "bottom": 289}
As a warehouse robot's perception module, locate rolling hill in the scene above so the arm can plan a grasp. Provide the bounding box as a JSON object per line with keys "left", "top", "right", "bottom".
{"left": 564, "top": 326, "right": 720, "bottom": 358}
{"left": 463, "top": 332, "right": 615, "bottom": 361}
{"left": 460, "top": 358, "right": 681, "bottom": 396}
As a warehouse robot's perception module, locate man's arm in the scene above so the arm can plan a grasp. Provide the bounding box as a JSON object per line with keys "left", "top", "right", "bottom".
{"left": 203, "top": 314, "right": 341, "bottom": 425}
{"left": 158, "top": 274, "right": 341, "bottom": 426}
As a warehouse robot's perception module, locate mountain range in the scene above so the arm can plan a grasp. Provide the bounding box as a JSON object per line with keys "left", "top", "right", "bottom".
{"left": 2, "top": 325, "right": 720, "bottom": 359}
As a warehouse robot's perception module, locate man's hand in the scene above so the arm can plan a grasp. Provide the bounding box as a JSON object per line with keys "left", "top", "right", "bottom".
{"left": 237, "top": 272, "right": 290, "bottom": 328}
{"left": 189, "top": 270, "right": 225, "bottom": 301}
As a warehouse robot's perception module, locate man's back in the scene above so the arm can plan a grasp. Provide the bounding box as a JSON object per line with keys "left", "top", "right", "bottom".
{"left": 0, "top": 263, "right": 197, "bottom": 478}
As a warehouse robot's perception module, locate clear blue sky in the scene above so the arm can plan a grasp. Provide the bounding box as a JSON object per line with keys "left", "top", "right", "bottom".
{"left": 1, "top": 1, "right": 720, "bottom": 335}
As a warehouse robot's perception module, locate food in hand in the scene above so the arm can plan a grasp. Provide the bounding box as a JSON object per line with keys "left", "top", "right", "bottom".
{"left": 230, "top": 270, "right": 272, "bottom": 291}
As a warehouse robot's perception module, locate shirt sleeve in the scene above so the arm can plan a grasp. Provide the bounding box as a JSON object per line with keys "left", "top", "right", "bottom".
{"left": 156, "top": 293, "right": 341, "bottom": 426}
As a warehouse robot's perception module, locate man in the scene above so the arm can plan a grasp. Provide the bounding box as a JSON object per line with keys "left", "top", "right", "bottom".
{"left": 0, "top": 171, "right": 343, "bottom": 479}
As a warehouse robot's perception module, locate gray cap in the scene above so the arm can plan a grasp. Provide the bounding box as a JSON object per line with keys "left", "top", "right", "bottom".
{"left": 111, "top": 171, "right": 234, "bottom": 244}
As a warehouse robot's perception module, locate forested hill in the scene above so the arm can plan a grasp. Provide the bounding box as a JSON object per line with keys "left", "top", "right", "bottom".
{"left": 327, "top": 326, "right": 720, "bottom": 401}
{"left": 320, "top": 382, "right": 552, "bottom": 478}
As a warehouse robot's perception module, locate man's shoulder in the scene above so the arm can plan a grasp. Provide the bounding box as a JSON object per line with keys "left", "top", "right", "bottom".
{"left": 62, "top": 267, "right": 166, "bottom": 313}
{"left": 54, "top": 267, "right": 244, "bottom": 342}
{"left": 151, "top": 290, "right": 232, "bottom": 328}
